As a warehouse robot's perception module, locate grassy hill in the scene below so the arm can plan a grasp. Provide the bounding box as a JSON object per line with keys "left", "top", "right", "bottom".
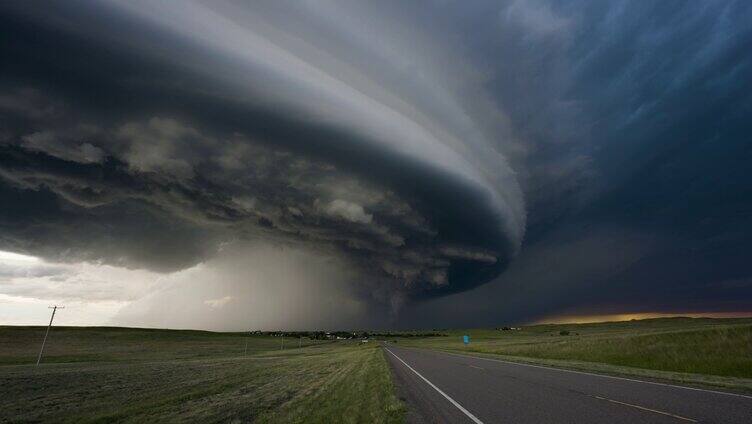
{"left": 396, "top": 317, "right": 752, "bottom": 390}
{"left": 0, "top": 326, "right": 403, "bottom": 423}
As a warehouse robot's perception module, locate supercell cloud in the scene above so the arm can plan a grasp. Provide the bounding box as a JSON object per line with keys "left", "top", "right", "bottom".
{"left": 0, "top": 1, "right": 524, "bottom": 325}
{"left": 1, "top": 1, "right": 752, "bottom": 328}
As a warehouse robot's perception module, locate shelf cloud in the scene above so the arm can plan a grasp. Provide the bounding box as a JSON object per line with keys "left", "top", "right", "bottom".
{"left": 0, "top": 1, "right": 525, "bottom": 326}
{"left": 1, "top": 1, "right": 751, "bottom": 328}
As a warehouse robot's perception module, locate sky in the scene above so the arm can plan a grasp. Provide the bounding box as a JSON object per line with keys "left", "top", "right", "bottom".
{"left": 1, "top": 0, "right": 751, "bottom": 330}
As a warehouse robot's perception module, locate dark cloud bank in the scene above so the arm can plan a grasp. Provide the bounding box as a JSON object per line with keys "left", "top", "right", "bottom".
{"left": 1, "top": 1, "right": 751, "bottom": 329}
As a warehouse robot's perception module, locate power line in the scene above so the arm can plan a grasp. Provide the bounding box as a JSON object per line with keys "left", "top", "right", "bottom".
{"left": 36, "top": 305, "right": 64, "bottom": 366}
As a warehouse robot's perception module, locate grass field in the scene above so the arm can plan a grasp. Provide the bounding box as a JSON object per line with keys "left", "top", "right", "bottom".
{"left": 397, "top": 317, "right": 752, "bottom": 390}
{"left": 3, "top": 318, "right": 750, "bottom": 422}
{"left": 0, "top": 327, "right": 404, "bottom": 423}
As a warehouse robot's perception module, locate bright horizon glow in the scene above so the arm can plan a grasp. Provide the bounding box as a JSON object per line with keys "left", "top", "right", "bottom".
{"left": 0, "top": 250, "right": 39, "bottom": 263}
{"left": 530, "top": 311, "right": 752, "bottom": 325}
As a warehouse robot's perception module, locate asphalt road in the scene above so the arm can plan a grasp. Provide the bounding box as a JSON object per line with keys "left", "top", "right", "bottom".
{"left": 383, "top": 345, "right": 752, "bottom": 423}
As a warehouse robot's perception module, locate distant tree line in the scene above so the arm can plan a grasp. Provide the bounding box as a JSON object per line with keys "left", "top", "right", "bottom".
{"left": 246, "top": 330, "right": 447, "bottom": 339}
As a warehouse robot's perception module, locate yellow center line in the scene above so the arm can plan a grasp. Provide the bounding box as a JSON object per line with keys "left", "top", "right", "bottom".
{"left": 592, "top": 395, "right": 697, "bottom": 422}
{"left": 468, "top": 365, "right": 484, "bottom": 370}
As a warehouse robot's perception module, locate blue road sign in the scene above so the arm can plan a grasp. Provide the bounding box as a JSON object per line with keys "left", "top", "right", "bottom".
{"left": 463, "top": 335, "right": 470, "bottom": 344}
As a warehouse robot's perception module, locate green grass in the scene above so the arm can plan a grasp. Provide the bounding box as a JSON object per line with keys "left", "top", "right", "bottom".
{"left": 255, "top": 346, "right": 403, "bottom": 423}
{"left": 396, "top": 318, "right": 752, "bottom": 389}
{"left": 0, "top": 326, "right": 310, "bottom": 365}
{"left": 5, "top": 318, "right": 750, "bottom": 422}
{"left": 0, "top": 326, "right": 404, "bottom": 423}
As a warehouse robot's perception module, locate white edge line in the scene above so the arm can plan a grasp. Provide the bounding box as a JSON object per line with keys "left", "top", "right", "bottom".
{"left": 429, "top": 349, "right": 752, "bottom": 400}
{"left": 384, "top": 347, "right": 484, "bottom": 424}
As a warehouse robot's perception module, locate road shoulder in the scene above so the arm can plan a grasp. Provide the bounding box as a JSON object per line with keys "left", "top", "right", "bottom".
{"left": 383, "top": 345, "right": 474, "bottom": 424}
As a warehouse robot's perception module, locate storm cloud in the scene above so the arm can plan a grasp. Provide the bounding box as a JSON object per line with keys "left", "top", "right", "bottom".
{"left": 1, "top": 1, "right": 751, "bottom": 328}
{"left": 0, "top": 0, "right": 524, "bottom": 321}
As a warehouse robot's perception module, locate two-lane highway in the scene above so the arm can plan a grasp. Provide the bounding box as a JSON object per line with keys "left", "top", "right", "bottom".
{"left": 383, "top": 345, "right": 752, "bottom": 423}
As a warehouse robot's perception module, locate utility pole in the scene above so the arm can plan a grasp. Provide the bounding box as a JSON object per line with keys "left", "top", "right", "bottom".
{"left": 244, "top": 331, "right": 249, "bottom": 356}
{"left": 281, "top": 334, "right": 284, "bottom": 350}
{"left": 37, "top": 305, "right": 64, "bottom": 366}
